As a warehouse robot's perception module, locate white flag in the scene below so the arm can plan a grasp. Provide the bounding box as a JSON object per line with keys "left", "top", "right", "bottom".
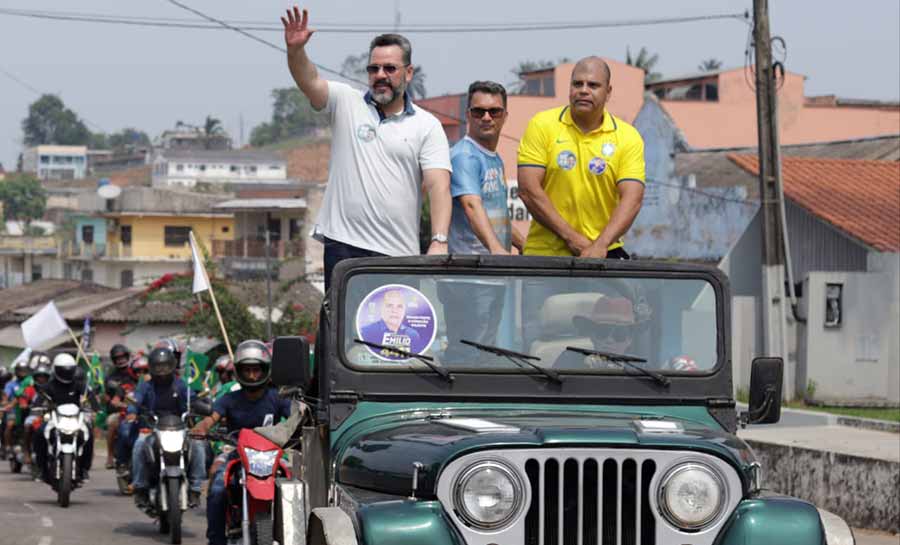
{"left": 189, "top": 231, "right": 210, "bottom": 294}
{"left": 22, "top": 301, "right": 69, "bottom": 349}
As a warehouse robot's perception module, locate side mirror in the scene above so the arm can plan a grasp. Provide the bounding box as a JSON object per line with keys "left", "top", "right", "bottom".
{"left": 271, "top": 336, "right": 311, "bottom": 390}
{"left": 741, "top": 357, "right": 783, "bottom": 426}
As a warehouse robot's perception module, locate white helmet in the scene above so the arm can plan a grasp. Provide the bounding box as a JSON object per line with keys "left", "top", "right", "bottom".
{"left": 52, "top": 353, "right": 78, "bottom": 384}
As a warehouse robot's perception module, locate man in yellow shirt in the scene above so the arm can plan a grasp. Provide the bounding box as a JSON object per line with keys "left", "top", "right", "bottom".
{"left": 517, "top": 56, "right": 646, "bottom": 259}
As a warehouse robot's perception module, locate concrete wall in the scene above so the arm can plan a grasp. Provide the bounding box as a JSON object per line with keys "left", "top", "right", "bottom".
{"left": 801, "top": 269, "right": 900, "bottom": 405}
{"left": 106, "top": 214, "right": 233, "bottom": 260}
{"left": 64, "top": 260, "right": 190, "bottom": 288}
{"left": 748, "top": 439, "right": 900, "bottom": 532}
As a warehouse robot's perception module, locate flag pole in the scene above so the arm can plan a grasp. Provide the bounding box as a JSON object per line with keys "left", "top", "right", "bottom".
{"left": 66, "top": 327, "right": 91, "bottom": 367}
{"left": 190, "top": 231, "right": 234, "bottom": 361}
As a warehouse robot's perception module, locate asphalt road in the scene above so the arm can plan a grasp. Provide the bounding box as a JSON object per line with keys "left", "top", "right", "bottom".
{"left": 0, "top": 453, "right": 208, "bottom": 545}
{"left": 0, "top": 449, "right": 896, "bottom": 545}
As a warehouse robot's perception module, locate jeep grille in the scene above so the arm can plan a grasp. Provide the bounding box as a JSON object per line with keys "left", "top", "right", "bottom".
{"left": 524, "top": 456, "right": 656, "bottom": 545}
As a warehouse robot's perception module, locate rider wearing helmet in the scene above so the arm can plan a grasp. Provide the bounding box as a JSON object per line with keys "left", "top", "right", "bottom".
{"left": 3, "top": 358, "right": 32, "bottom": 460}
{"left": 21, "top": 363, "right": 52, "bottom": 467}
{"left": 32, "top": 353, "right": 98, "bottom": 482}
{"left": 103, "top": 344, "right": 136, "bottom": 469}
{"left": 128, "top": 347, "right": 206, "bottom": 510}
{"left": 193, "top": 340, "right": 291, "bottom": 545}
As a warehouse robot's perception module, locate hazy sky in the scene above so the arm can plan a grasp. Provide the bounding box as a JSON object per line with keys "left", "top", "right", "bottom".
{"left": 1, "top": 0, "right": 898, "bottom": 170}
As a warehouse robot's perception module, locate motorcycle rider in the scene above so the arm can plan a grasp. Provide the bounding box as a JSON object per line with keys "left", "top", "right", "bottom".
{"left": 22, "top": 362, "right": 52, "bottom": 468}
{"left": 32, "top": 353, "right": 98, "bottom": 482}
{"left": 210, "top": 355, "right": 238, "bottom": 399}
{"left": 103, "top": 344, "right": 135, "bottom": 469}
{"left": 113, "top": 354, "right": 151, "bottom": 473}
{"left": 3, "top": 359, "right": 32, "bottom": 459}
{"left": 192, "top": 340, "right": 291, "bottom": 545}
{"left": 128, "top": 347, "right": 206, "bottom": 510}
{"left": 0, "top": 365, "right": 10, "bottom": 457}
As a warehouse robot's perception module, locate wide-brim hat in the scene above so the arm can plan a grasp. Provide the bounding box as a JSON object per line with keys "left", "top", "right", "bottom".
{"left": 572, "top": 296, "right": 636, "bottom": 336}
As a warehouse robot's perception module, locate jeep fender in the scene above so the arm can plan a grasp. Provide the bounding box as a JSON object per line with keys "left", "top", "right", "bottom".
{"left": 307, "top": 507, "right": 358, "bottom": 545}
{"left": 715, "top": 497, "right": 827, "bottom": 545}
{"left": 355, "top": 500, "right": 462, "bottom": 545}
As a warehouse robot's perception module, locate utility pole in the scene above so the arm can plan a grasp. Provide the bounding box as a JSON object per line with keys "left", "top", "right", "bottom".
{"left": 264, "top": 213, "right": 273, "bottom": 340}
{"left": 753, "top": 0, "right": 792, "bottom": 400}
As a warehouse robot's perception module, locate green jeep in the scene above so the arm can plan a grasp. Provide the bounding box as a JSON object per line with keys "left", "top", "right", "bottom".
{"left": 270, "top": 256, "right": 854, "bottom": 545}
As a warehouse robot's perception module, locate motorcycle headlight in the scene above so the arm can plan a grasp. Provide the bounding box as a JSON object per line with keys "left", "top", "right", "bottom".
{"left": 245, "top": 448, "right": 279, "bottom": 478}
{"left": 657, "top": 462, "right": 727, "bottom": 530}
{"left": 453, "top": 460, "right": 524, "bottom": 531}
{"left": 158, "top": 430, "right": 185, "bottom": 453}
{"left": 56, "top": 416, "right": 81, "bottom": 434}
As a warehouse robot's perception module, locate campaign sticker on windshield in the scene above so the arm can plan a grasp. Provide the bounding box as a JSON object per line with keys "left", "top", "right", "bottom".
{"left": 356, "top": 284, "right": 437, "bottom": 361}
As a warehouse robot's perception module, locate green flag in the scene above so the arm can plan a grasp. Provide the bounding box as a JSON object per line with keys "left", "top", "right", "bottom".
{"left": 185, "top": 350, "right": 210, "bottom": 392}
{"left": 88, "top": 353, "right": 105, "bottom": 392}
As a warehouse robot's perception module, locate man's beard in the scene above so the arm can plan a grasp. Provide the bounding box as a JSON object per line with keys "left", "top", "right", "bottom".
{"left": 371, "top": 78, "right": 406, "bottom": 106}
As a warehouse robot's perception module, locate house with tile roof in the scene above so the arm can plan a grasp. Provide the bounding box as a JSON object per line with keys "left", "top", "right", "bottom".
{"left": 721, "top": 155, "right": 900, "bottom": 406}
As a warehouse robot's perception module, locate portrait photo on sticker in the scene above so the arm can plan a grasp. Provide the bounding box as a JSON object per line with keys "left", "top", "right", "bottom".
{"left": 356, "top": 284, "right": 437, "bottom": 361}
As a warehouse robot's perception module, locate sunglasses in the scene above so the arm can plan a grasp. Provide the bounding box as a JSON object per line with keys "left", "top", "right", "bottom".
{"left": 469, "top": 107, "right": 505, "bottom": 119}
{"left": 366, "top": 63, "right": 406, "bottom": 75}
{"left": 589, "top": 323, "right": 634, "bottom": 342}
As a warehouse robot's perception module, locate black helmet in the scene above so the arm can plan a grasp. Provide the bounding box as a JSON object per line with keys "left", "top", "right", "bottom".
{"left": 52, "top": 353, "right": 78, "bottom": 384}
{"left": 110, "top": 344, "right": 131, "bottom": 369}
{"left": 148, "top": 347, "right": 177, "bottom": 384}
{"left": 0, "top": 366, "right": 11, "bottom": 385}
{"left": 233, "top": 340, "right": 271, "bottom": 390}
{"left": 13, "top": 358, "right": 31, "bottom": 379}
{"left": 33, "top": 363, "right": 52, "bottom": 384}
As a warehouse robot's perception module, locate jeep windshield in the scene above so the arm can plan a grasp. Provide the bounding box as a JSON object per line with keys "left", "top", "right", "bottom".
{"left": 341, "top": 271, "right": 719, "bottom": 376}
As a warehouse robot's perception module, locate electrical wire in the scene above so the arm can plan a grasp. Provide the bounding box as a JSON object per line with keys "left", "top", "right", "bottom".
{"left": 0, "top": 7, "right": 749, "bottom": 34}
{"left": 0, "top": 66, "right": 105, "bottom": 132}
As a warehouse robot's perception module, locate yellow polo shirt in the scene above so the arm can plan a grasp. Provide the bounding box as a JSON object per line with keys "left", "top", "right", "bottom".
{"left": 517, "top": 105, "right": 646, "bottom": 256}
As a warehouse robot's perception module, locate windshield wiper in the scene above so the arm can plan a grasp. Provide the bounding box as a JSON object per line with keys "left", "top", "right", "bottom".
{"left": 564, "top": 347, "right": 670, "bottom": 387}
{"left": 353, "top": 339, "right": 454, "bottom": 383}
{"left": 461, "top": 339, "right": 563, "bottom": 385}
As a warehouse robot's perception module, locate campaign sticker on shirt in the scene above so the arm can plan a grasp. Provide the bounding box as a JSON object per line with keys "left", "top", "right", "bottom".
{"left": 356, "top": 284, "right": 437, "bottom": 361}
{"left": 601, "top": 142, "right": 616, "bottom": 157}
{"left": 356, "top": 124, "right": 376, "bottom": 142}
{"left": 556, "top": 150, "right": 577, "bottom": 171}
{"left": 588, "top": 156, "right": 607, "bottom": 175}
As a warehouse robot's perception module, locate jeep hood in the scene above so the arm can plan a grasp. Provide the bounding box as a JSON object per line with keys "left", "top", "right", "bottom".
{"left": 335, "top": 406, "right": 754, "bottom": 498}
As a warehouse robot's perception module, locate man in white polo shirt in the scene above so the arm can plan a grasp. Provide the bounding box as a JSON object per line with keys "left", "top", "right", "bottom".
{"left": 282, "top": 6, "right": 452, "bottom": 290}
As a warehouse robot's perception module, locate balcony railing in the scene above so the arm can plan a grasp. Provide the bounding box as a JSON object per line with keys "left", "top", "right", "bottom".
{"left": 59, "top": 240, "right": 105, "bottom": 259}
{"left": 0, "top": 235, "right": 58, "bottom": 254}
{"left": 212, "top": 238, "right": 304, "bottom": 259}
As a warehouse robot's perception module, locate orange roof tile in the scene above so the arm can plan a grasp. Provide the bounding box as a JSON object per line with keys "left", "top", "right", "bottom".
{"left": 728, "top": 154, "right": 900, "bottom": 252}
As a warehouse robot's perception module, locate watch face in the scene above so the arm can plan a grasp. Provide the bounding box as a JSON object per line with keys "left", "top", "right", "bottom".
{"left": 432, "top": 234, "right": 448, "bottom": 243}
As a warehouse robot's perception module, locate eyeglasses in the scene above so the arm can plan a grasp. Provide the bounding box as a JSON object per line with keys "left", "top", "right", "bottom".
{"left": 469, "top": 107, "right": 505, "bottom": 119}
{"left": 589, "top": 323, "right": 634, "bottom": 342}
{"left": 366, "top": 63, "right": 406, "bottom": 75}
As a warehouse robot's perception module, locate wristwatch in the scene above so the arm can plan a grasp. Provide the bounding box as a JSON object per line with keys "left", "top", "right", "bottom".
{"left": 431, "top": 233, "right": 448, "bottom": 243}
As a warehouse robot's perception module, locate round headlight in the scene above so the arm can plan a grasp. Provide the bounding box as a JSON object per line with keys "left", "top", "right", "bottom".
{"left": 658, "top": 462, "right": 726, "bottom": 530}
{"left": 453, "top": 460, "right": 524, "bottom": 530}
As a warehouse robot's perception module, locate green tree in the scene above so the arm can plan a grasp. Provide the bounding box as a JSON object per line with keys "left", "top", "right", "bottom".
{"left": 108, "top": 128, "right": 151, "bottom": 150}
{"left": 22, "top": 94, "right": 91, "bottom": 146}
{"left": 625, "top": 46, "right": 662, "bottom": 83}
{"left": 698, "top": 58, "right": 723, "bottom": 72}
{"left": 202, "top": 115, "right": 225, "bottom": 149}
{"left": 0, "top": 173, "right": 47, "bottom": 229}
{"left": 249, "top": 88, "right": 329, "bottom": 147}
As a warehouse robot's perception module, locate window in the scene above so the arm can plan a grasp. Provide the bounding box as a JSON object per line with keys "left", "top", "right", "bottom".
{"left": 164, "top": 226, "right": 191, "bottom": 247}
{"left": 81, "top": 269, "right": 93, "bottom": 283}
{"left": 120, "top": 270, "right": 134, "bottom": 288}
{"left": 245, "top": 165, "right": 258, "bottom": 174}
{"left": 270, "top": 165, "right": 281, "bottom": 170}
{"left": 230, "top": 165, "right": 239, "bottom": 172}
{"left": 120, "top": 225, "right": 132, "bottom": 246}
{"left": 82, "top": 225, "right": 94, "bottom": 244}
{"left": 63, "top": 263, "right": 73, "bottom": 280}
{"left": 222, "top": 226, "right": 230, "bottom": 233}
{"left": 31, "top": 264, "right": 43, "bottom": 282}
{"left": 176, "top": 163, "right": 184, "bottom": 172}
{"left": 40, "top": 155, "right": 50, "bottom": 164}
{"left": 198, "top": 164, "right": 206, "bottom": 172}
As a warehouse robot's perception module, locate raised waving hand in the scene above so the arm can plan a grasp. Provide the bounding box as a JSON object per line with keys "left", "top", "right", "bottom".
{"left": 282, "top": 6, "right": 314, "bottom": 52}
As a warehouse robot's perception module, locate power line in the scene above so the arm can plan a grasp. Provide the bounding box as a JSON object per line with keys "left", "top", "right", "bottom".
{"left": 0, "top": 66, "right": 105, "bottom": 133}
{"left": 0, "top": 7, "right": 749, "bottom": 34}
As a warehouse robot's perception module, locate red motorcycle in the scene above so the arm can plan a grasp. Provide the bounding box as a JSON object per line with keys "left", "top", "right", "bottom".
{"left": 215, "top": 428, "right": 291, "bottom": 545}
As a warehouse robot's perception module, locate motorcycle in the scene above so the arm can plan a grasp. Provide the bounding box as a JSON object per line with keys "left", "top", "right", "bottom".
{"left": 138, "top": 411, "right": 192, "bottom": 545}
{"left": 206, "top": 428, "right": 291, "bottom": 545}
{"left": 44, "top": 403, "right": 91, "bottom": 507}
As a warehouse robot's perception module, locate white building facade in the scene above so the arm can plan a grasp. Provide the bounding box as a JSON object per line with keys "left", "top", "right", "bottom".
{"left": 151, "top": 150, "right": 289, "bottom": 188}
{"left": 22, "top": 145, "right": 88, "bottom": 180}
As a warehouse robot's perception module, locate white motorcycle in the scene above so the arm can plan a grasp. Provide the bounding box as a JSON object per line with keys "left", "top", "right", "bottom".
{"left": 44, "top": 403, "right": 91, "bottom": 507}
{"left": 143, "top": 412, "right": 192, "bottom": 545}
